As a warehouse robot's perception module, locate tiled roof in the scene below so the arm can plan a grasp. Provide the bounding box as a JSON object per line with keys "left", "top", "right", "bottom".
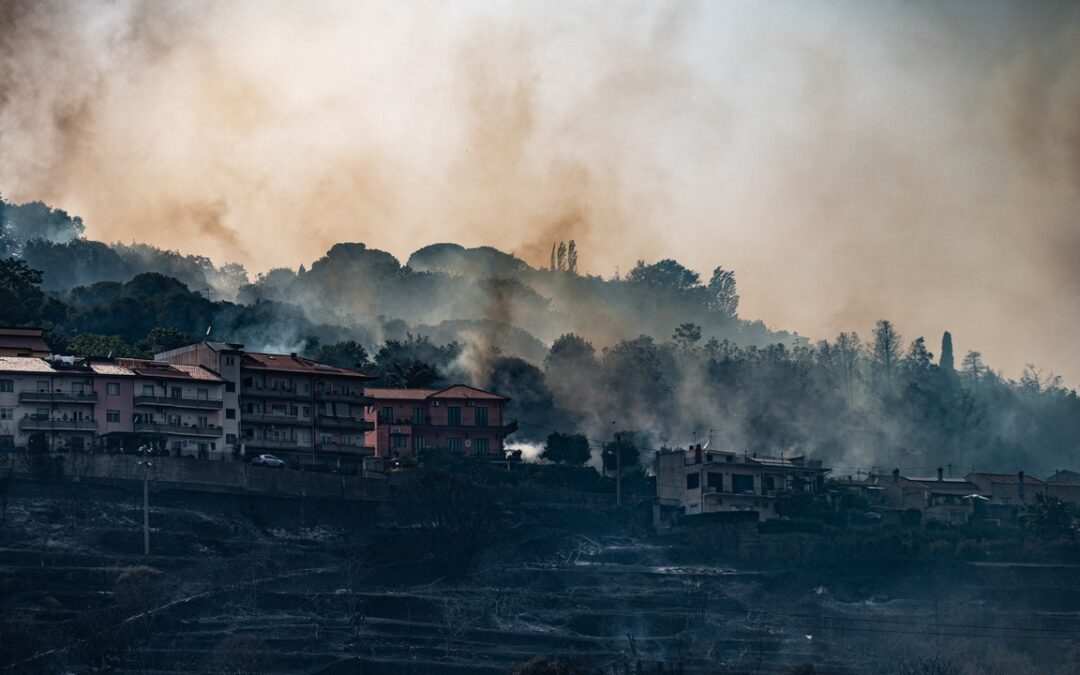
{"left": 366, "top": 384, "right": 509, "bottom": 402}
{"left": 0, "top": 357, "right": 56, "bottom": 373}
{"left": 1047, "top": 470, "right": 1080, "bottom": 486}
{"left": 0, "top": 335, "right": 50, "bottom": 352}
{"left": 117, "top": 359, "right": 224, "bottom": 382}
{"left": 431, "top": 385, "right": 509, "bottom": 401}
{"left": 89, "top": 362, "right": 135, "bottom": 376}
{"left": 242, "top": 352, "right": 374, "bottom": 379}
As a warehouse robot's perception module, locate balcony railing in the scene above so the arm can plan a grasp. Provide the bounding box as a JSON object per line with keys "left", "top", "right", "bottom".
{"left": 316, "top": 415, "right": 374, "bottom": 432}
{"left": 133, "top": 422, "right": 223, "bottom": 438}
{"left": 19, "top": 417, "right": 98, "bottom": 431}
{"left": 241, "top": 386, "right": 307, "bottom": 400}
{"left": 244, "top": 412, "right": 307, "bottom": 425}
{"left": 315, "top": 391, "right": 374, "bottom": 405}
{"left": 19, "top": 391, "right": 98, "bottom": 404}
{"left": 316, "top": 443, "right": 375, "bottom": 456}
{"left": 133, "top": 395, "right": 223, "bottom": 410}
{"left": 243, "top": 437, "right": 312, "bottom": 451}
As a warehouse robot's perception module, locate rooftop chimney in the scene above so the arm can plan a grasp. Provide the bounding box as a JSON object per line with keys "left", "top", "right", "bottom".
{"left": 1018, "top": 471, "right": 1025, "bottom": 500}
{"left": 694, "top": 445, "right": 702, "bottom": 464}
{"left": 892, "top": 468, "right": 900, "bottom": 483}
{"left": 937, "top": 467, "right": 944, "bottom": 482}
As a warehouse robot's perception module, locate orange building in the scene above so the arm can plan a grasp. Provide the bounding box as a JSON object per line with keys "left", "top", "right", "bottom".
{"left": 363, "top": 385, "right": 517, "bottom": 458}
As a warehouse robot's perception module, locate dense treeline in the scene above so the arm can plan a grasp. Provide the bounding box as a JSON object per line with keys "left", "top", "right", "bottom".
{"left": 2, "top": 196, "right": 1078, "bottom": 473}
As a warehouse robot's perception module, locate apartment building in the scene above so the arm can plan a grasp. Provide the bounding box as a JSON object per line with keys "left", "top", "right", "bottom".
{"left": 655, "top": 445, "right": 829, "bottom": 521}
{"left": 0, "top": 356, "right": 99, "bottom": 451}
{"left": 157, "top": 342, "right": 375, "bottom": 467}
{"left": 363, "top": 385, "right": 517, "bottom": 458}
{"left": 857, "top": 469, "right": 984, "bottom": 524}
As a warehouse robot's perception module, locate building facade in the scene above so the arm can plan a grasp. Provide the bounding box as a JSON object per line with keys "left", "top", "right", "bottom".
{"left": 655, "top": 446, "right": 829, "bottom": 521}
{"left": 0, "top": 327, "right": 51, "bottom": 358}
{"left": 363, "top": 385, "right": 517, "bottom": 458}
{"left": 157, "top": 342, "right": 376, "bottom": 468}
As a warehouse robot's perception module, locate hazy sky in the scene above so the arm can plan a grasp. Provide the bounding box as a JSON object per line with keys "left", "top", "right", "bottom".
{"left": 1, "top": 0, "right": 1077, "bottom": 382}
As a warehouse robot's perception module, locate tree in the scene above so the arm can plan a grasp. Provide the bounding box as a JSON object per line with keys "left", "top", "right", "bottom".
{"left": 0, "top": 257, "right": 46, "bottom": 324}
{"left": 556, "top": 242, "right": 567, "bottom": 271}
{"left": 834, "top": 332, "right": 862, "bottom": 404}
{"left": 132, "top": 326, "right": 194, "bottom": 358}
{"left": 1027, "top": 494, "right": 1077, "bottom": 540}
{"left": 870, "top": 319, "right": 903, "bottom": 393}
{"left": 626, "top": 259, "right": 701, "bottom": 291}
{"left": 541, "top": 432, "right": 591, "bottom": 465}
{"left": 67, "top": 334, "right": 131, "bottom": 358}
{"left": 672, "top": 322, "right": 702, "bottom": 351}
{"left": 1019, "top": 363, "right": 1062, "bottom": 397}
{"left": 962, "top": 350, "right": 984, "bottom": 386}
{"left": 707, "top": 266, "right": 739, "bottom": 317}
{"left": 903, "top": 336, "right": 933, "bottom": 374}
{"left": 566, "top": 240, "right": 578, "bottom": 274}
{"left": 549, "top": 243, "right": 556, "bottom": 272}
{"left": 310, "top": 340, "right": 370, "bottom": 370}
{"left": 939, "top": 331, "right": 954, "bottom": 372}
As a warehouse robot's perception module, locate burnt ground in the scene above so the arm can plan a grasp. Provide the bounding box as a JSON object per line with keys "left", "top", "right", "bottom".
{"left": 2, "top": 481, "right": 1080, "bottom": 674}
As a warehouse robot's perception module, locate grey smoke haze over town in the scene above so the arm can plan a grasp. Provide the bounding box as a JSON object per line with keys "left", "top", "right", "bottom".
{"left": 1, "top": 0, "right": 1078, "bottom": 382}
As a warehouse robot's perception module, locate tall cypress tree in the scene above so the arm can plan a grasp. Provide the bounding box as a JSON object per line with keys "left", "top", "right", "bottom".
{"left": 940, "top": 331, "right": 954, "bottom": 372}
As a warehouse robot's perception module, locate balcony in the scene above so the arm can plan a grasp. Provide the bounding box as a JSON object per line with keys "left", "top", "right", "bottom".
{"left": 243, "top": 437, "right": 312, "bottom": 451}
{"left": 133, "top": 422, "right": 223, "bottom": 438}
{"left": 19, "top": 391, "right": 98, "bottom": 404}
{"left": 244, "top": 412, "right": 307, "bottom": 425}
{"left": 241, "top": 385, "right": 308, "bottom": 400}
{"left": 316, "top": 443, "right": 375, "bottom": 456}
{"left": 133, "top": 395, "right": 223, "bottom": 410}
{"left": 19, "top": 417, "right": 98, "bottom": 432}
{"left": 316, "top": 415, "right": 374, "bottom": 432}
{"left": 410, "top": 419, "right": 518, "bottom": 435}
{"left": 315, "top": 390, "right": 374, "bottom": 405}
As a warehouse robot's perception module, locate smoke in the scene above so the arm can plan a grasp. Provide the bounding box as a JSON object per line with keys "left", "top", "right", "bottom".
{"left": 1, "top": 1, "right": 1078, "bottom": 381}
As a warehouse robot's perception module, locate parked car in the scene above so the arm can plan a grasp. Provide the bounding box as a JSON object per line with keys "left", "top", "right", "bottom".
{"left": 251, "top": 454, "right": 286, "bottom": 468}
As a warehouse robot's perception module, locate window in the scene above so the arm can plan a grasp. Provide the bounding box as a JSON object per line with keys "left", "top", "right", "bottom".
{"left": 106, "top": 410, "right": 120, "bottom": 423}
{"left": 686, "top": 473, "right": 700, "bottom": 490}
{"left": 301, "top": 381, "right": 310, "bottom": 394}
{"left": 732, "top": 474, "right": 755, "bottom": 494}
{"left": 0, "top": 408, "right": 12, "bottom": 420}
{"left": 142, "top": 384, "right": 155, "bottom": 396}
{"left": 107, "top": 382, "right": 120, "bottom": 396}
{"left": 168, "top": 414, "right": 180, "bottom": 425}
{"left": 0, "top": 380, "right": 12, "bottom": 392}
{"left": 226, "top": 433, "right": 237, "bottom": 445}
{"left": 447, "top": 437, "right": 463, "bottom": 452}
{"left": 707, "top": 472, "right": 723, "bottom": 491}
{"left": 335, "top": 402, "right": 348, "bottom": 416}
{"left": 380, "top": 406, "right": 393, "bottom": 423}
{"left": 302, "top": 406, "right": 311, "bottom": 418}
{"left": 197, "top": 388, "right": 208, "bottom": 400}
{"left": 764, "top": 476, "right": 775, "bottom": 492}
{"left": 474, "top": 407, "right": 488, "bottom": 427}
{"left": 412, "top": 407, "right": 424, "bottom": 424}
{"left": 392, "top": 435, "right": 407, "bottom": 448}
{"left": 448, "top": 406, "right": 461, "bottom": 426}
{"left": 197, "top": 416, "right": 209, "bottom": 427}
{"left": 474, "top": 438, "right": 489, "bottom": 454}
{"left": 412, "top": 435, "right": 425, "bottom": 452}
{"left": 36, "top": 380, "right": 49, "bottom": 393}
{"left": 225, "top": 381, "right": 235, "bottom": 393}
{"left": 226, "top": 409, "right": 236, "bottom": 420}
{"left": 225, "top": 356, "right": 235, "bottom": 366}
{"left": 71, "top": 382, "right": 84, "bottom": 394}
{"left": 171, "top": 386, "right": 183, "bottom": 399}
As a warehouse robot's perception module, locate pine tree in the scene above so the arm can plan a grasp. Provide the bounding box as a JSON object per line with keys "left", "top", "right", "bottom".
{"left": 556, "top": 241, "right": 567, "bottom": 271}
{"left": 549, "top": 243, "right": 556, "bottom": 272}
{"left": 940, "top": 331, "right": 954, "bottom": 372}
{"left": 567, "top": 240, "right": 578, "bottom": 275}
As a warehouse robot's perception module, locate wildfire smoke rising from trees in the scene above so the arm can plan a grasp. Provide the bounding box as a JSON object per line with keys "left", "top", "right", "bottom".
{"left": 1, "top": 0, "right": 1078, "bottom": 382}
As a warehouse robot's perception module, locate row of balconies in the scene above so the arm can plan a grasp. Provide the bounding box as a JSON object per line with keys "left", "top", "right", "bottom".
{"left": 381, "top": 419, "right": 518, "bottom": 434}
{"left": 18, "top": 417, "right": 98, "bottom": 431}
{"left": 242, "top": 436, "right": 374, "bottom": 456}
{"left": 240, "top": 385, "right": 373, "bottom": 405}
{"left": 241, "top": 415, "right": 373, "bottom": 431}
{"left": 18, "top": 391, "right": 99, "bottom": 404}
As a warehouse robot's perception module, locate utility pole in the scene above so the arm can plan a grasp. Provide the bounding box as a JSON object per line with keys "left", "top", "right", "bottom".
{"left": 137, "top": 445, "right": 152, "bottom": 557}
{"left": 613, "top": 421, "right": 622, "bottom": 507}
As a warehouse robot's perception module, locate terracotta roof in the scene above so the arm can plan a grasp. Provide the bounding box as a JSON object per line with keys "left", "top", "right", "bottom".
{"left": 0, "top": 357, "right": 56, "bottom": 374}
{"left": 1047, "top": 470, "right": 1080, "bottom": 486}
{"left": 0, "top": 333, "right": 50, "bottom": 353}
{"left": 366, "top": 384, "right": 510, "bottom": 402}
{"left": 117, "top": 358, "right": 224, "bottom": 383}
{"left": 242, "top": 352, "right": 374, "bottom": 379}
{"left": 89, "top": 362, "right": 135, "bottom": 376}
{"left": 431, "top": 385, "right": 509, "bottom": 401}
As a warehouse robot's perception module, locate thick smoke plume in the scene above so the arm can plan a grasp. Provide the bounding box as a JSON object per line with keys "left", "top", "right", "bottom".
{"left": 1, "top": 1, "right": 1078, "bottom": 382}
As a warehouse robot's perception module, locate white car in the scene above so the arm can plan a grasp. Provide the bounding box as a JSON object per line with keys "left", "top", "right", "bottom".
{"left": 251, "top": 454, "right": 286, "bottom": 468}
